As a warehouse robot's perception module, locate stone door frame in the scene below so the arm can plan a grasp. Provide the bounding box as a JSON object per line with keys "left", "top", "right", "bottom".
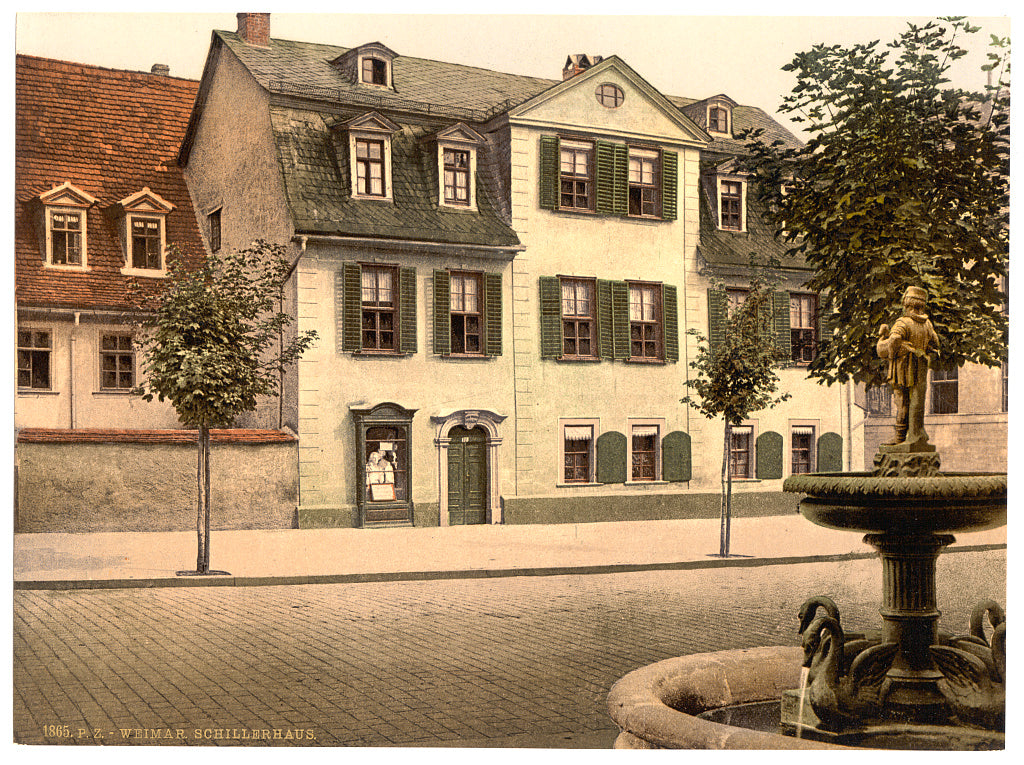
{"left": 432, "top": 409, "right": 505, "bottom": 526}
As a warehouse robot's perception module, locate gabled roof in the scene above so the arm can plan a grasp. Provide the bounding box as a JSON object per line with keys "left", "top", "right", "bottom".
{"left": 15, "top": 55, "right": 206, "bottom": 312}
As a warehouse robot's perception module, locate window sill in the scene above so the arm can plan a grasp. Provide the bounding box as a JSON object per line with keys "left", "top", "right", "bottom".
{"left": 556, "top": 482, "right": 601, "bottom": 488}
{"left": 625, "top": 480, "right": 669, "bottom": 486}
{"left": 17, "top": 388, "right": 59, "bottom": 395}
{"left": 441, "top": 353, "right": 491, "bottom": 360}
{"left": 352, "top": 350, "right": 410, "bottom": 358}
{"left": 351, "top": 194, "right": 393, "bottom": 203}
{"left": 121, "top": 267, "right": 167, "bottom": 278}
{"left": 43, "top": 263, "right": 90, "bottom": 272}
{"left": 556, "top": 356, "right": 601, "bottom": 363}
{"left": 623, "top": 358, "right": 666, "bottom": 365}
{"left": 93, "top": 389, "right": 135, "bottom": 396}
{"left": 439, "top": 203, "right": 478, "bottom": 213}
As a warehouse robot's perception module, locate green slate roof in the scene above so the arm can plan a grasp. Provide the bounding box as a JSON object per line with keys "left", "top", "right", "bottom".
{"left": 216, "top": 31, "right": 803, "bottom": 248}
{"left": 271, "top": 106, "right": 520, "bottom": 247}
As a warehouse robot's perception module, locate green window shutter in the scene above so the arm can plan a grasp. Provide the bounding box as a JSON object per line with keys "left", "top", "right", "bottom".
{"left": 755, "top": 431, "right": 784, "bottom": 479}
{"left": 596, "top": 431, "right": 627, "bottom": 484}
{"left": 595, "top": 141, "right": 616, "bottom": 215}
{"left": 596, "top": 279, "right": 614, "bottom": 359}
{"left": 773, "top": 291, "right": 792, "bottom": 364}
{"left": 539, "top": 136, "right": 560, "bottom": 210}
{"left": 611, "top": 280, "right": 631, "bottom": 360}
{"left": 539, "top": 276, "right": 562, "bottom": 359}
{"left": 707, "top": 287, "right": 728, "bottom": 356}
{"left": 663, "top": 283, "right": 679, "bottom": 363}
{"left": 613, "top": 144, "right": 629, "bottom": 215}
{"left": 818, "top": 432, "right": 843, "bottom": 472}
{"left": 432, "top": 269, "right": 451, "bottom": 356}
{"left": 662, "top": 431, "right": 691, "bottom": 482}
{"left": 817, "top": 302, "right": 836, "bottom": 360}
{"left": 399, "top": 267, "right": 417, "bottom": 354}
{"left": 483, "top": 272, "right": 503, "bottom": 357}
{"left": 341, "top": 262, "right": 362, "bottom": 352}
{"left": 661, "top": 150, "right": 678, "bottom": 221}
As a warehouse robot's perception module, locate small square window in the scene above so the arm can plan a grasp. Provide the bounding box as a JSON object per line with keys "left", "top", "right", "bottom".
{"left": 100, "top": 334, "right": 135, "bottom": 390}
{"left": 17, "top": 329, "right": 52, "bottom": 390}
{"left": 361, "top": 57, "right": 388, "bottom": 86}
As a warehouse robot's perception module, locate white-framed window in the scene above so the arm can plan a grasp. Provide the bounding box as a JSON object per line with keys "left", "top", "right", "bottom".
{"left": 116, "top": 188, "right": 174, "bottom": 276}
{"left": 718, "top": 177, "right": 745, "bottom": 231}
{"left": 628, "top": 419, "right": 665, "bottom": 482}
{"left": 435, "top": 124, "right": 484, "bottom": 211}
{"left": 38, "top": 182, "right": 97, "bottom": 270}
{"left": 707, "top": 103, "right": 732, "bottom": 135}
{"left": 99, "top": 334, "right": 135, "bottom": 391}
{"left": 559, "top": 418, "right": 599, "bottom": 485}
{"left": 790, "top": 423, "right": 817, "bottom": 475}
{"left": 628, "top": 148, "right": 660, "bottom": 218}
{"left": 345, "top": 113, "right": 399, "bottom": 201}
{"left": 127, "top": 216, "right": 164, "bottom": 271}
{"left": 729, "top": 423, "right": 756, "bottom": 479}
{"left": 17, "top": 328, "right": 52, "bottom": 390}
{"left": 46, "top": 208, "right": 86, "bottom": 267}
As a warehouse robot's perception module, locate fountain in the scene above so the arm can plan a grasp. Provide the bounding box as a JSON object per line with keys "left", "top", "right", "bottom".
{"left": 608, "top": 286, "right": 1006, "bottom": 749}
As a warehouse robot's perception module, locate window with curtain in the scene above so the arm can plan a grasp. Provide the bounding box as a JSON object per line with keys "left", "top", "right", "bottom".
{"left": 563, "top": 425, "right": 594, "bottom": 483}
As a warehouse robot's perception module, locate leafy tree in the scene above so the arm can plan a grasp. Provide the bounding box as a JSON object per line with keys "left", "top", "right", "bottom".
{"left": 131, "top": 241, "right": 318, "bottom": 575}
{"left": 682, "top": 260, "right": 791, "bottom": 557}
{"left": 742, "top": 17, "right": 1009, "bottom": 386}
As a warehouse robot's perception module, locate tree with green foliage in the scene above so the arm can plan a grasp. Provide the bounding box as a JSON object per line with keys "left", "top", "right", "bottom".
{"left": 131, "top": 241, "right": 318, "bottom": 575}
{"left": 682, "top": 261, "right": 792, "bottom": 557}
{"left": 742, "top": 17, "right": 1009, "bottom": 386}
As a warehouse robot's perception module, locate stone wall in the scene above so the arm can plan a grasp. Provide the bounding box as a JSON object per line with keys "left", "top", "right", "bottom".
{"left": 15, "top": 432, "right": 299, "bottom": 533}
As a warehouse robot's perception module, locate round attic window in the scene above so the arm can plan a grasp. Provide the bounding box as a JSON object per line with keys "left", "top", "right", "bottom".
{"left": 595, "top": 83, "right": 624, "bottom": 108}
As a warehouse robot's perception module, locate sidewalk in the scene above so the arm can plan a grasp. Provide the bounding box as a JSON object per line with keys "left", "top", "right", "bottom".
{"left": 14, "top": 515, "right": 1007, "bottom": 590}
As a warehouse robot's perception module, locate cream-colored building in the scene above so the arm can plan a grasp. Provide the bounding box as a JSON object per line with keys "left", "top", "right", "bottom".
{"left": 180, "top": 14, "right": 862, "bottom": 528}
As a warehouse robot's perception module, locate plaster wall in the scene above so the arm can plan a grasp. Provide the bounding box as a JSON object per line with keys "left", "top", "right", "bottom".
{"left": 15, "top": 440, "right": 298, "bottom": 533}
{"left": 15, "top": 315, "right": 183, "bottom": 430}
{"left": 506, "top": 112, "right": 704, "bottom": 499}
{"left": 293, "top": 242, "right": 517, "bottom": 521}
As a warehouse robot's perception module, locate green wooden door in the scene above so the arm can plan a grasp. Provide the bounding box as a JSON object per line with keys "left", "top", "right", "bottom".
{"left": 448, "top": 427, "right": 488, "bottom": 525}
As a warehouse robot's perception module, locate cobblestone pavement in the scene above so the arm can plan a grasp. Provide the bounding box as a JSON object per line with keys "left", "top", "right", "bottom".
{"left": 14, "top": 549, "right": 1005, "bottom": 747}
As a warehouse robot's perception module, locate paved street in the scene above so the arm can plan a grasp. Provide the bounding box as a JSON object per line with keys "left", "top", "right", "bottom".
{"left": 14, "top": 549, "right": 1005, "bottom": 748}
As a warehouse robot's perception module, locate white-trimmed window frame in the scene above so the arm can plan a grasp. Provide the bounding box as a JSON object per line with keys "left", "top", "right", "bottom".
{"left": 349, "top": 131, "right": 395, "bottom": 201}
{"left": 729, "top": 421, "right": 758, "bottom": 480}
{"left": 98, "top": 332, "right": 136, "bottom": 393}
{"left": 717, "top": 175, "right": 747, "bottom": 232}
{"left": 707, "top": 102, "right": 732, "bottom": 136}
{"left": 627, "top": 417, "right": 666, "bottom": 483}
{"left": 789, "top": 420, "right": 819, "bottom": 476}
{"left": 124, "top": 214, "right": 167, "bottom": 274}
{"left": 45, "top": 206, "right": 88, "bottom": 270}
{"left": 558, "top": 418, "right": 600, "bottom": 486}
{"left": 358, "top": 53, "right": 392, "bottom": 89}
{"left": 438, "top": 143, "right": 478, "bottom": 211}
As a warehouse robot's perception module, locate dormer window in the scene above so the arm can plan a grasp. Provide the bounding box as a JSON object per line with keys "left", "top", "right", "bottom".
{"left": 362, "top": 57, "right": 388, "bottom": 86}
{"left": 114, "top": 187, "right": 174, "bottom": 275}
{"left": 708, "top": 106, "right": 730, "bottom": 134}
{"left": 37, "top": 181, "right": 97, "bottom": 270}
{"left": 343, "top": 112, "right": 400, "bottom": 201}
{"left": 434, "top": 123, "right": 484, "bottom": 211}
{"left": 703, "top": 95, "right": 737, "bottom": 137}
{"left": 720, "top": 179, "right": 745, "bottom": 231}
{"left": 332, "top": 43, "right": 398, "bottom": 91}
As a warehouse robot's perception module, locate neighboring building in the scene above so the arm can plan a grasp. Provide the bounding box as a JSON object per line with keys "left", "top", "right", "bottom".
{"left": 179, "top": 14, "right": 870, "bottom": 528}
{"left": 15, "top": 55, "right": 206, "bottom": 430}
{"left": 14, "top": 54, "right": 298, "bottom": 533}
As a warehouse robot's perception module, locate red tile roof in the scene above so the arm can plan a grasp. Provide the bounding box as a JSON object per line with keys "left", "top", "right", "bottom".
{"left": 16, "top": 428, "right": 297, "bottom": 444}
{"left": 15, "top": 55, "right": 207, "bottom": 311}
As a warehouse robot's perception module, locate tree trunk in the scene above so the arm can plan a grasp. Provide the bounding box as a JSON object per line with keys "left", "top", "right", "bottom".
{"left": 195, "top": 425, "right": 211, "bottom": 574}
{"left": 202, "top": 424, "right": 211, "bottom": 573}
{"left": 720, "top": 422, "right": 733, "bottom": 557}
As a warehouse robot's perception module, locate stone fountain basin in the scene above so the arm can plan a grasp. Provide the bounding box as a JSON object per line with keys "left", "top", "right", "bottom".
{"left": 607, "top": 647, "right": 844, "bottom": 749}
{"left": 784, "top": 472, "right": 1007, "bottom": 534}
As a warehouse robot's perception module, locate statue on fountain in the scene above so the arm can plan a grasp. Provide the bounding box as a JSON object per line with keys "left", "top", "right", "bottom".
{"left": 874, "top": 286, "right": 941, "bottom": 476}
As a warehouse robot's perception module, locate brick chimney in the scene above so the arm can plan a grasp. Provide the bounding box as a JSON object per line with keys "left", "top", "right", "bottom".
{"left": 562, "top": 54, "right": 603, "bottom": 80}
{"left": 237, "top": 13, "right": 270, "bottom": 47}
{"left": 151, "top": 63, "right": 170, "bottom": 76}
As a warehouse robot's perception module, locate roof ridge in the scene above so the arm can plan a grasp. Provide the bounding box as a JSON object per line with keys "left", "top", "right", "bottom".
{"left": 15, "top": 52, "right": 199, "bottom": 84}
